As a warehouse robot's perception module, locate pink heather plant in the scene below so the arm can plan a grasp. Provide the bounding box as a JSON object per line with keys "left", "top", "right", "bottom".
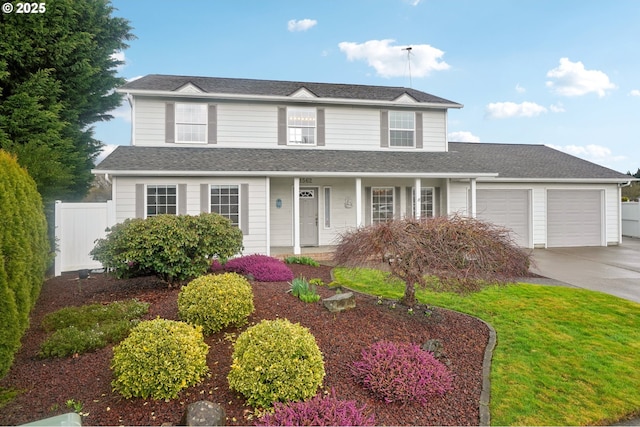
{"left": 352, "top": 340, "right": 454, "bottom": 405}
{"left": 256, "top": 390, "right": 375, "bottom": 426}
{"left": 211, "top": 254, "right": 294, "bottom": 282}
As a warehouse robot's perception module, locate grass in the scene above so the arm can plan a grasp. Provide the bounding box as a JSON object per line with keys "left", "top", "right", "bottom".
{"left": 39, "top": 299, "right": 150, "bottom": 358}
{"left": 333, "top": 267, "right": 640, "bottom": 426}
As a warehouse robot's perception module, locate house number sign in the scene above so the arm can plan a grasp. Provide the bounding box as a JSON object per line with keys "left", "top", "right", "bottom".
{"left": 301, "top": 178, "right": 313, "bottom": 184}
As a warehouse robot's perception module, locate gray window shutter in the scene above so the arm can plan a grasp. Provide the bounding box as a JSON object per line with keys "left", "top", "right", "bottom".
{"left": 165, "top": 103, "right": 175, "bottom": 144}
{"left": 208, "top": 104, "right": 217, "bottom": 144}
{"left": 434, "top": 187, "right": 441, "bottom": 217}
{"left": 415, "top": 112, "right": 423, "bottom": 149}
{"left": 365, "top": 187, "right": 371, "bottom": 225}
{"left": 240, "top": 183, "right": 249, "bottom": 235}
{"left": 200, "top": 184, "right": 209, "bottom": 213}
{"left": 135, "top": 184, "right": 145, "bottom": 218}
{"left": 406, "top": 187, "right": 413, "bottom": 217}
{"left": 317, "top": 108, "right": 325, "bottom": 146}
{"left": 178, "top": 184, "right": 187, "bottom": 215}
{"left": 277, "top": 107, "right": 287, "bottom": 145}
{"left": 394, "top": 187, "right": 401, "bottom": 219}
{"left": 380, "top": 110, "right": 389, "bottom": 147}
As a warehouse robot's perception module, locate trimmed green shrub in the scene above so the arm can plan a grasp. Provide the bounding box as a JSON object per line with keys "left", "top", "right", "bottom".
{"left": 228, "top": 318, "right": 325, "bottom": 408}
{"left": 178, "top": 272, "right": 254, "bottom": 335}
{"left": 91, "top": 212, "right": 243, "bottom": 284}
{"left": 0, "top": 150, "right": 50, "bottom": 379}
{"left": 111, "top": 318, "right": 209, "bottom": 400}
{"left": 284, "top": 256, "right": 320, "bottom": 267}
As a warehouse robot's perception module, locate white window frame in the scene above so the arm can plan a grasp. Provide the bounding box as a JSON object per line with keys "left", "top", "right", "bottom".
{"left": 287, "top": 107, "right": 317, "bottom": 145}
{"left": 412, "top": 187, "right": 435, "bottom": 218}
{"left": 372, "top": 187, "right": 394, "bottom": 224}
{"left": 210, "top": 184, "right": 240, "bottom": 227}
{"left": 389, "top": 111, "right": 415, "bottom": 148}
{"left": 146, "top": 184, "right": 177, "bottom": 217}
{"left": 175, "top": 103, "right": 207, "bottom": 144}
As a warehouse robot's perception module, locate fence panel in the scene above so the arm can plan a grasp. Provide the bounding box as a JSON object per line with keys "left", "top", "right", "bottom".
{"left": 622, "top": 202, "right": 640, "bottom": 238}
{"left": 54, "top": 200, "right": 115, "bottom": 276}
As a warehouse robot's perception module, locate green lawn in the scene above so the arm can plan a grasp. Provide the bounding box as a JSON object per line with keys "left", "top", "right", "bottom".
{"left": 333, "top": 268, "right": 640, "bottom": 426}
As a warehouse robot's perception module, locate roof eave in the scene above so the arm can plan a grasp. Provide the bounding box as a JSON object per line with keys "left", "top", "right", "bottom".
{"left": 116, "top": 88, "right": 464, "bottom": 109}
{"left": 478, "top": 177, "right": 635, "bottom": 184}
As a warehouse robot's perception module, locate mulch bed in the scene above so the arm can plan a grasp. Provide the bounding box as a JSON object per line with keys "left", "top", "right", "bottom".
{"left": 0, "top": 264, "right": 489, "bottom": 426}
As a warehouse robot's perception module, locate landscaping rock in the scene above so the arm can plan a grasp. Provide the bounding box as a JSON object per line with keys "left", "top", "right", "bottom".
{"left": 180, "top": 400, "right": 225, "bottom": 426}
{"left": 422, "top": 339, "right": 451, "bottom": 366}
{"left": 323, "top": 292, "right": 355, "bottom": 312}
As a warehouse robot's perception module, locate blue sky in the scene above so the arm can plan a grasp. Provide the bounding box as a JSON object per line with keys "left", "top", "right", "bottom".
{"left": 95, "top": 0, "right": 640, "bottom": 174}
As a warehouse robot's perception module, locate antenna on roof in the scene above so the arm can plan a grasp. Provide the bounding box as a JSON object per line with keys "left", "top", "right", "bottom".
{"left": 402, "top": 46, "right": 413, "bottom": 88}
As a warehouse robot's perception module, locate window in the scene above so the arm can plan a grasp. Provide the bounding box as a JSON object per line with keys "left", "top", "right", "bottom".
{"left": 176, "top": 103, "right": 207, "bottom": 143}
{"left": 372, "top": 187, "right": 394, "bottom": 223}
{"left": 211, "top": 185, "right": 239, "bottom": 226}
{"left": 324, "top": 187, "right": 331, "bottom": 228}
{"left": 147, "top": 185, "right": 177, "bottom": 216}
{"left": 389, "top": 111, "right": 415, "bottom": 147}
{"left": 412, "top": 187, "right": 434, "bottom": 218}
{"left": 288, "top": 107, "right": 316, "bottom": 145}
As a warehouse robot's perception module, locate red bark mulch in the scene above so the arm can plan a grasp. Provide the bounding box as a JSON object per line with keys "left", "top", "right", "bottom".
{"left": 0, "top": 264, "right": 489, "bottom": 426}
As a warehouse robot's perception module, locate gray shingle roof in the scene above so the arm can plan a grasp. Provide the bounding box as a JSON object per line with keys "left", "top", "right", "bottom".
{"left": 120, "top": 74, "right": 461, "bottom": 106}
{"left": 94, "top": 143, "right": 631, "bottom": 181}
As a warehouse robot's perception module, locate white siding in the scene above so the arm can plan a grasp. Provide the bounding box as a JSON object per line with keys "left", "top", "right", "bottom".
{"left": 113, "top": 176, "right": 268, "bottom": 254}
{"left": 133, "top": 97, "right": 167, "bottom": 146}
{"left": 216, "top": 103, "right": 278, "bottom": 148}
{"left": 421, "top": 110, "right": 447, "bottom": 151}
{"left": 324, "top": 107, "right": 380, "bottom": 150}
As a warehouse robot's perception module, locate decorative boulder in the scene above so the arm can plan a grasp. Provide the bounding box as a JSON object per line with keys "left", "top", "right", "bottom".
{"left": 180, "top": 401, "right": 225, "bottom": 426}
{"left": 323, "top": 292, "right": 356, "bottom": 312}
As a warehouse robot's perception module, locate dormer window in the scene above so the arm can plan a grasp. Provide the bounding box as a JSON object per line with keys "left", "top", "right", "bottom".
{"left": 389, "top": 111, "right": 415, "bottom": 147}
{"left": 176, "top": 103, "right": 207, "bottom": 143}
{"left": 288, "top": 107, "right": 316, "bottom": 145}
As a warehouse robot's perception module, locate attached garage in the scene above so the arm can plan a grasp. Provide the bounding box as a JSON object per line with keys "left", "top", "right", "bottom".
{"left": 547, "top": 190, "right": 603, "bottom": 247}
{"left": 476, "top": 189, "right": 531, "bottom": 247}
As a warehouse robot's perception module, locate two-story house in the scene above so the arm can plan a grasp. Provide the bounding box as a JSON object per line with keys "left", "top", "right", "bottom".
{"left": 93, "top": 74, "right": 632, "bottom": 255}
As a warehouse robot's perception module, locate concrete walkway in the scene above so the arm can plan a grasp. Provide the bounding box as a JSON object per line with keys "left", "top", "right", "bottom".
{"left": 527, "top": 237, "right": 640, "bottom": 304}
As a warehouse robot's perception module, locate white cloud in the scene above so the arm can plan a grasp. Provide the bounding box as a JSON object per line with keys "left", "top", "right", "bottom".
{"left": 630, "top": 89, "right": 640, "bottom": 97}
{"left": 338, "top": 39, "right": 450, "bottom": 78}
{"left": 448, "top": 131, "right": 480, "bottom": 142}
{"left": 549, "top": 102, "right": 566, "bottom": 113}
{"left": 515, "top": 84, "right": 526, "bottom": 93}
{"left": 547, "top": 143, "right": 626, "bottom": 166}
{"left": 546, "top": 58, "right": 616, "bottom": 97}
{"left": 110, "top": 51, "right": 126, "bottom": 71}
{"left": 485, "top": 101, "right": 548, "bottom": 119}
{"left": 287, "top": 19, "right": 317, "bottom": 32}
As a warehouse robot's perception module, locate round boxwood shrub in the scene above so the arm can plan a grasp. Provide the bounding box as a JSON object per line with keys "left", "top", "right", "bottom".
{"left": 227, "top": 318, "right": 325, "bottom": 408}
{"left": 178, "top": 272, "right": 254, "bottom": 335}
{"left": 111, "top": 318, "right": 209, "bottom": 400}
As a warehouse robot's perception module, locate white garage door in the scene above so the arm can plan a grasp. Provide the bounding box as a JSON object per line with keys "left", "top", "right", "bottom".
{"left": 547, "top": 190, "right": 602, "bottom": 247}
{"left": 476, "top": 189, "right": 530, "bottom": 247}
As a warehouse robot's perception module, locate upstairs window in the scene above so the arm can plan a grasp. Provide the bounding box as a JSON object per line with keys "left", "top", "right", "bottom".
{"left": 147, "top": 185, "right": 177, "bottom": 216}
{"left": 176, "top": 103, "right": 207, "bottom": 143}
{"left": 288, "top": 107, "right": 316, "bottom": 145}
{"left": 389, "top": 111, "right": 415, "bottom": 147}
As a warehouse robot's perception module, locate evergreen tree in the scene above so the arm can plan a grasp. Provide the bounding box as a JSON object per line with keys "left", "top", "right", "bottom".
{"left": 0, "top": 0, "right": 134, "bottom": 201}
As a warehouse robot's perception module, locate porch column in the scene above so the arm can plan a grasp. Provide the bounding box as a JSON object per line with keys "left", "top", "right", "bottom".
{"left": 414, "top": 178, "right": 421, "bottom": 219}
{"left": 293, "top": 177, "right": 301, "bottom": 254}
{"left": 265, "top": 177, "right": 271, "bottom": 255}
{"left": 470, "top": 178, "right": 477, "bottom": 218}
{"left": 355, "top": 178, "right": 363, "bottom": 226}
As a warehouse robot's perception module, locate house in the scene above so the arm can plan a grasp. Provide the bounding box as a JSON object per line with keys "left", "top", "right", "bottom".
{"left": 93, "top": 74, "right": 633, "bottom": 255}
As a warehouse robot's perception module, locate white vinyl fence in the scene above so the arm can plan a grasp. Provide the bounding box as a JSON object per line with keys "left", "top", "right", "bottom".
{"left": 622, "top": 202, "right": 640, "bottom": 238}
{"left": 54, "top": 200, "right": 116, "bottom": 276}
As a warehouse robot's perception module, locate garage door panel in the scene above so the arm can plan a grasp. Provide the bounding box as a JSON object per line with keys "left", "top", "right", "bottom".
{"left": 547, "top": 190, "right": 602, "bottom": 247}
{"left": 477, "top": 189, "right": 530, "bottom": 247}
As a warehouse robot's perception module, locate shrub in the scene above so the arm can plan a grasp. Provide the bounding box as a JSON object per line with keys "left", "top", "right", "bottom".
{"left": 351, "top": 340, "right": 453, "bottom": 405}
{"left": 284, "top": 256, "right": 320, "bottom": 267}
{"left": 289, "top": 277, "right": 320, "bottom": 303}
{"left": 0, "top": 150, "right": 50, "bottom": 379}
{"left": 227, "top": 318, "right": 325, "bottom": 408}
{"left": 257, "top": 389, "right": 375, "bottom": 426}
{"left": 213, "top": 254, "right": 294, "bottom": 282}
{"left": 111, "top": 318, "right": 209, "bottom": 400}
{"left": 91, "top": 213, "right": 243, "bottom": 284}
{"left": 178, "top": 272, "right": 254, "bottom": 335}
{"left": 39, "top": 300, "right": 149, "bottom": 358}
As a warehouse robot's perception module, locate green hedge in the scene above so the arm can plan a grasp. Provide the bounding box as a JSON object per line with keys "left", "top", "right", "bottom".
{"left": 91, "top": 212, "right": 243, "bottom": 284}
{"left": 0, "top": 150, "right": 50, "bottom": 379}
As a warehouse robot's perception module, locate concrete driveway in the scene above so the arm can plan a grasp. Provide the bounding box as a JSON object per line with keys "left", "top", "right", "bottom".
{"left": 528, "top": 237, "right": 640, "bottom": 304}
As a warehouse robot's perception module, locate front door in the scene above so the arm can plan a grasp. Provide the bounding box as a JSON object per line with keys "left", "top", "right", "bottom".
{"left": 299, "top": 188, "right": 318, "bottom": 246}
